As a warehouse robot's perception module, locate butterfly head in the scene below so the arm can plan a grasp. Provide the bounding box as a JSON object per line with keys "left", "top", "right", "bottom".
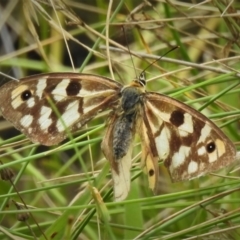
{"left": 137, "top": 72, "right": 146, "bottom": 87}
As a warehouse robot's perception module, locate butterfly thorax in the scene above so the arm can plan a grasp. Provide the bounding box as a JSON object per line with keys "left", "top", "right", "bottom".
{"left": 112, "top": 81, "right": 144, "bottom": 160}
{"left": 121, "top": 82, "right": 145, "bottom": 113}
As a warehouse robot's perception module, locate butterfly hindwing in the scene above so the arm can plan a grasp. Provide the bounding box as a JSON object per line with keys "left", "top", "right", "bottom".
{"left": 101, "top": 112, "right": 133, "bottom": 201}
{"left": 138, "top": 109, "right": 159, "bottom": 193}
{"left": 0, "top": 73, "right": 122, "bottom": 145}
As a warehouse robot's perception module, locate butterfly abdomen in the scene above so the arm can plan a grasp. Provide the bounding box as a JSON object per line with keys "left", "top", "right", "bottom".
{"left": 113, "top": 113, "right": 137, "bottom": 160}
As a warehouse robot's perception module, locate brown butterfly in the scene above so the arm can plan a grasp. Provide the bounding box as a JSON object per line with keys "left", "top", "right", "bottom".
{"left": 0, "top": 72, "right": 236, "bottom": 201}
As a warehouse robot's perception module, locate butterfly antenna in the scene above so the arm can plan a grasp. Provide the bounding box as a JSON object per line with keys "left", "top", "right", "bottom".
{"left": 0, "top": 71, "right": 19, "bottom": 82}
{"left": 122, "top": 26, "right": 138, "bottom": 79}
{"left": 139, "top": 46, "right": 179, "bottom": 78}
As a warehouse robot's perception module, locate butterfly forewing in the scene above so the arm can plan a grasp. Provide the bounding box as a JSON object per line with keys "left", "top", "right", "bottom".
{"left": 144, "top": 92, "right": 236, "bottom": 182}
{"left": 0, "top": 73, "right": 122, "bottom": 145}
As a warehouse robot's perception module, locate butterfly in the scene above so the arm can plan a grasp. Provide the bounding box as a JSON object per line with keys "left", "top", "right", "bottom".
{"left": 0, "top": 72, "right": 236, "bottom": 201}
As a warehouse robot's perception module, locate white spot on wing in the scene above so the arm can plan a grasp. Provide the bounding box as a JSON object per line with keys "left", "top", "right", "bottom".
{"left": 12, "top": 98, "right": 22, "bottom": 109}
{"left": 158, "top": 111, "right": 171, "bottom": 122}
{"left": 20, "top": 114, "right": 33, "bottom": 128}
{"left": 52, "top": 79, "right": 70, "bottom": 102}
{"left": 178, "top": 113, "right": 193, "bottom": 136}
{"left": 155, "top": 127, "right": 170, "bottom": 159}
{"left": 208, "top": 151, "right": 217, "bottom": 163}
{"left": 36, "top": 78, "right": 47, "bottom": 99}
{"left": 38, "top": 106, "right": 53, "bottom": 132}
{"left": 215, "top": 139, "right": 226, "bottom": 157}
{"left": 197, "top": 146, "right": 206, "bottom": 156}
{"left": 197, "top": 124, "right": 211, "bottom": 144}
{"left": 56, "top": 100, "right": 80, "bottom": 132}
{"left": 113, "top": 144, "right": 132, "bottom": 202}
{"left": 26, "top": 98, "right": 35, "bottom": 108}
{"left": 188, "top": 161, "right": 198, "bottom": 174}
{"left": 54, "top": 95, "right": 64, "bottom": 102}
{"left": 172, "top": 146, "right": 191, "bottom": 168}
{"left": 179, "top": 130, "right": 189, "bottom": 137}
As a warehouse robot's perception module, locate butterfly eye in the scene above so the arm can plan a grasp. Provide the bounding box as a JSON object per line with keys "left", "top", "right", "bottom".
{"left": 206, "top": 141, "right": 216, "bottom": 153}
{"left": 21, "top": 90, "right": 32, "bottom": 101}
{"left": 138, "top": 72, "right": 146, "bottom": 86}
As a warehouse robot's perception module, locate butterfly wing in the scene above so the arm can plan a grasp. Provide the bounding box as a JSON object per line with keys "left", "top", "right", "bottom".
{"left": 101, "top": 113, "right": 133, "bottom": 201}
{"left": 0, "top": 72, "right": 122, "bottom": 145}
{"left": 138, "top": 110, "right": 159, "bottom": 194}
{"left": 143, "top": 92, "right": 236, "bottom": 183}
